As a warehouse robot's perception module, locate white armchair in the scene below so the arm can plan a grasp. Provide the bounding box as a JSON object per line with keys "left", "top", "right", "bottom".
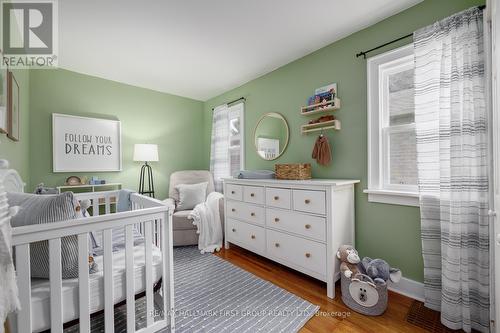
{"left": 164, "top": 170, "right": 224, "bottom": 246}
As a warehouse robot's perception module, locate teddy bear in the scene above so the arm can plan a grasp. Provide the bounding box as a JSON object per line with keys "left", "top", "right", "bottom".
{"left": 360, "top": 257, "right": 401, "bottom": 285}
{"left": 336, "top": 245, "right": 361, "bottom": 279}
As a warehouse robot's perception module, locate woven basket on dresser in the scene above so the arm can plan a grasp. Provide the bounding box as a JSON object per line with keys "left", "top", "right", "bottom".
{"left": 275, "top": 163, "right": 312, "bottom": 180}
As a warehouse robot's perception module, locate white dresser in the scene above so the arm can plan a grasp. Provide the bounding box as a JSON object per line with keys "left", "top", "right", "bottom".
{"left": 223, "top": 178, "right": 359, "bottom": 298}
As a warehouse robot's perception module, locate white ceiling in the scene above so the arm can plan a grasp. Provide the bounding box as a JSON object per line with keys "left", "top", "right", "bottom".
{"left": 59, "top": 0, "right": 422, "bottom": 101}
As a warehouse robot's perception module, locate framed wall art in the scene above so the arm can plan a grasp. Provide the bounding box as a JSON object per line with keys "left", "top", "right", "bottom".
{"left": 7, "top": 71, "right": 19, "bottom": 141}
{"left": 0, "top": 54, "right": 8, "bottom": 134}
{"left": 52, "top": 113, "right": 122, "bottom": 172}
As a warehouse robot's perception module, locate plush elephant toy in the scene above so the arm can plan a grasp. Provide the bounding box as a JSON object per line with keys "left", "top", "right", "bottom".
{"left": 336, "top": 245, "right": 361, "bottom": 279}
{"left": 360, "top": 257, "right": 402, "bottom": 285}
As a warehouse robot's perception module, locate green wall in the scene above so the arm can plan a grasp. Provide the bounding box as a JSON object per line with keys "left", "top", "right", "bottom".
{"left": 203, "top": 0, "right": 485, "bottom": 282}
{"left": 29, "top": 69, "right": 205, "bottom": 199}
{"left": 0, "top": 69, "right": 30, "bottom": 185}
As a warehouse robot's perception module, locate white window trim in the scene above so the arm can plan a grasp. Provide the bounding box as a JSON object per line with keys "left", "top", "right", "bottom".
{"left": 228, "top": 102, "right": 245, "bottom": 173}
{"left": 365, "top": 44, "right": 419, "bottom": 207}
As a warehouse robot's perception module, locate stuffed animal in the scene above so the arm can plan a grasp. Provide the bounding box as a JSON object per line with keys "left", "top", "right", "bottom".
{"left": 33, "top": 183, "right": 58, "bottom": 195}
{"left": 360, "top": 257, "right": 402, "bottom": 285}
{"left": 336, "top": 245, "right": 361, "bottom": 278}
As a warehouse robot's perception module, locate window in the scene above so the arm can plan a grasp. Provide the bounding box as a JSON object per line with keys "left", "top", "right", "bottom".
{"left": 228, "top": 103, "right": 245, "bottom": 177}
{"left": 210, "top": 102, "right": 245, "bottom": 192}
{"left": 365, "top": 45, "right": 419, "bottom": 206}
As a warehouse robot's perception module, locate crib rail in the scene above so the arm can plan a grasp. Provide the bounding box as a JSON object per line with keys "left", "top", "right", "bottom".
{"left": 10, "top": 192, "right": 174, "bottom": 333}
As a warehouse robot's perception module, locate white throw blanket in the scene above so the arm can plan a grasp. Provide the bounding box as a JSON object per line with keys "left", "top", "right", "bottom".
{"left": 189, "top": 192, "right": 224, "bottom": 253}
{"left": 0, "top": 207, "right": 20, "bottom": 333}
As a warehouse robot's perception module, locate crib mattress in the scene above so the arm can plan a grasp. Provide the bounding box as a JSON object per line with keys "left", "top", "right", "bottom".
{"left": 28, "top": 244, "right": 163, "bottom": 333}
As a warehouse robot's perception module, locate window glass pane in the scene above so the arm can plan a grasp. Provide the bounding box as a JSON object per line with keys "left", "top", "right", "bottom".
{"left": 389, "top": 130, "right": 417, "bottom": 186}
{"left": 389, "top": 68, "right": 414, "bottom": 125}
{"left": 229, "top": 148, "right": 241, "bottom": 176}
{"left": 230, "top": 118, "right": 240, "bottom": 136}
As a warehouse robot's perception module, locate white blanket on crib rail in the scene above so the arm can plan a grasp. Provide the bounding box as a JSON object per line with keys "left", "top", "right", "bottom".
{"left": 0, "top": 208, "right": 20, "bottom": 333}
{"left": 189, "top": 192, "right": 224, "bottom": 254}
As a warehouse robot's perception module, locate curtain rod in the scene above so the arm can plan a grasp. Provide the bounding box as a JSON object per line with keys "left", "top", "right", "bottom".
{"left": 212, "top": 97, "right": 246, "bottom": 110}
{"left": 355, "top": 4, "right": 486, "bottom": 59}
{"left": 355, "top": 33, "right": 412, "bottom": 59}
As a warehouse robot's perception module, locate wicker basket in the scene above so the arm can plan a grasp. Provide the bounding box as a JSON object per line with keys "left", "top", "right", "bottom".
{"left": 275, "top": 163, "right": 312, "bottom": 180}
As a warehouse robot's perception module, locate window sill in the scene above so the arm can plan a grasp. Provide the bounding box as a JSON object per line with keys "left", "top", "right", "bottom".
{"left": 363, "top": 189, "right": 419, "bottom": 207}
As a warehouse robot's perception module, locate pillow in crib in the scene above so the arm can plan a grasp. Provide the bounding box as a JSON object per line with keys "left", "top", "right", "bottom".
{"left": 7, "top": 192, "right": 81, "bottom": 279}
{"left": 175, "top": 182, "right": 208, "bottom": 211}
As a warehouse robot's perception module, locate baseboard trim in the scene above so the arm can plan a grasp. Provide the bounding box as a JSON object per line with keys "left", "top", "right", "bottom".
{"left": 388, "top": 277, "right": 424, "bottom": 302}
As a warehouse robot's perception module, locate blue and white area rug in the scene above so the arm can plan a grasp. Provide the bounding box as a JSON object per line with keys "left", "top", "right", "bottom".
{"left": 173, "top": 246, "right": 319, "bottom": 333}
{"left": 64, "top": 246, "right": 319, "bottom": 332}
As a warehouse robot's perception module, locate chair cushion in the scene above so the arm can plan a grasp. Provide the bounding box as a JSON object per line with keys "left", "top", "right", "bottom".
{"left": 172, "top": 210, "right": 197, "bottom": 231}
{"left": 169, "top": 170, "right": 215, "bottom": 202}
{"left": 7, "top": 192, "right": 80, "bottom": 279}
{"left": 175, "top": 182, "right": 207, "bottom": 211}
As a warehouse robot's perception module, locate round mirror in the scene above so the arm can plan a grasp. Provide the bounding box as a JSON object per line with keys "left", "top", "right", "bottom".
{"left": 254, "top": 112, "right": 289, "bottom": 160}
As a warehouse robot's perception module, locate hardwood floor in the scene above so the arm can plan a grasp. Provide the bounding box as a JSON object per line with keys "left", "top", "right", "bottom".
{"left": 214, "top": 245, "right": 430, "bottom": 333}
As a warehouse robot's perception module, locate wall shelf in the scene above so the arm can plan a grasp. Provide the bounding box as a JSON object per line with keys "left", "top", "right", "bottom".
{"left": 300, "top": 98, "right": 341, "bottom": 115}
{"left": 301, "top": 119, "right": 341, "bottom": 134}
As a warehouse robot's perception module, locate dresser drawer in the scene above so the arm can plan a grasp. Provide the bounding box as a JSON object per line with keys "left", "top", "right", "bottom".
{"left": 226, "top": 184, "right": 243, "bottom": 201}
{"left": 266, "top": 229, "right": 326, "bottom": 277}
{"left": 266, "top": 208, "right": 326, "bottom": 242}
{"left": 243, "top": 186, "right": 265, "bottom": 205}
{"left": 227, "top": 219, "right": 265, "bottom": 253}
{"left": 293, "top": 190, "right": 326, "bottom": 215}
{"left": 266, "top": 187, "right": 291, "bottom": 209}
{"left": 226, "top": 201, "right": 264, "bottom": 225}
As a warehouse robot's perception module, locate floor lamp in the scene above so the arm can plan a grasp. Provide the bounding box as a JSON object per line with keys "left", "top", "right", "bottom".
{"left": 133, "top": 144, "right": 159, "bottom": 198}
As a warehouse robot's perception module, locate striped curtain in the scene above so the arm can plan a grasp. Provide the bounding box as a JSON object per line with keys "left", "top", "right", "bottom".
{"left": 414, "top": 7, "right": 489, "bottom": 332}
{"left": 210, "top": 104, "right": 230, "bottom": 192}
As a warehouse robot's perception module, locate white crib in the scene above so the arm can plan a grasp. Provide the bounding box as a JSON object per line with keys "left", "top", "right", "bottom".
{"left": 5, "top": 176, "right": 174, "bottom": 333}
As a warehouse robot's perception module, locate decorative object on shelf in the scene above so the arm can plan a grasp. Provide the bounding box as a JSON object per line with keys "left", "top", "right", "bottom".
{"left": 0, "top": 55, "right": 8, "bottom": 134}
{"left": 312, "top": 134, "right": 332, "bottom": 165}
{"left": 89, "top": 176, "right": 106, "bottom": 185}
{"left": 65, "top": 176, "right": 82, "bottom": 186}
{"left": 303, "top": 83, "right": 340, "bottom": 115}
{"left": 308, "top": 115, "right": 335, "bottom": 125}
{"left": 52, "top": 114, "right": 122, "bottom": 172}
{"left": 133, "top": 143, "right": 158, "bottom": 198}
{"left": 7, "top": 71, "right": 19, "bottom": 141}
{"left": 274, "top": 163, "right": 311, "bottom": 180}
{"left": 254, "top": 112, "right": 289, "bottom": 161}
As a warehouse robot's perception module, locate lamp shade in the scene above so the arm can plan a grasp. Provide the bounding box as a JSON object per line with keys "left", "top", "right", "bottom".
{"left": 133, "top": 144, "right": 159, "bottom": 162}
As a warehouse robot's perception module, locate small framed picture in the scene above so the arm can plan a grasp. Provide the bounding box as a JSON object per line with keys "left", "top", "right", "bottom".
{"left": 7, "top": 71, "right": 19, "bottom": 141}
{"left": 0, "top": 51, "right": 7, "bottom": 134}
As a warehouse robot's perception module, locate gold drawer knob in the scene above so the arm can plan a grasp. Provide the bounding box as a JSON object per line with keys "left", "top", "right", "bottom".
{"left": 274, "top": 217, "right": 280, "bottom": 222}
{"left": 305, "top": 224, "right": 311, "bottom": 229}
{"left": 305, "top": 253, "right": 311, "bottom": 258}
{"left": 275, "top": 243, "right": 280, "bottom": 247}
{"left": 232, "top": 228, "right": 236, "bottom": 232}
{"left": 305, "top": 199, "right": 311, "bottom": 204}
{"left": 250, "top": 193, "right": 255, "bottom": 197}
{"left": 274, "top": 196, "right": 279, "bottom": 200}
{"left": 251, "top": 235, "right": 256, "bottom": 239}
{"left": 231, "top": 208, "right": 236, "bottom": 212}
{"left": 251, "top": 212, "right": 255, "bottom": 216}
{"left": 231, "top": 191, "right": 235, "bottom": 194}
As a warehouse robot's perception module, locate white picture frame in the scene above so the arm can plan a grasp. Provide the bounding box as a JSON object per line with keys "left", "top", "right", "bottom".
{"left": 52, "top": 113, "right": 122, "bottom": 172}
